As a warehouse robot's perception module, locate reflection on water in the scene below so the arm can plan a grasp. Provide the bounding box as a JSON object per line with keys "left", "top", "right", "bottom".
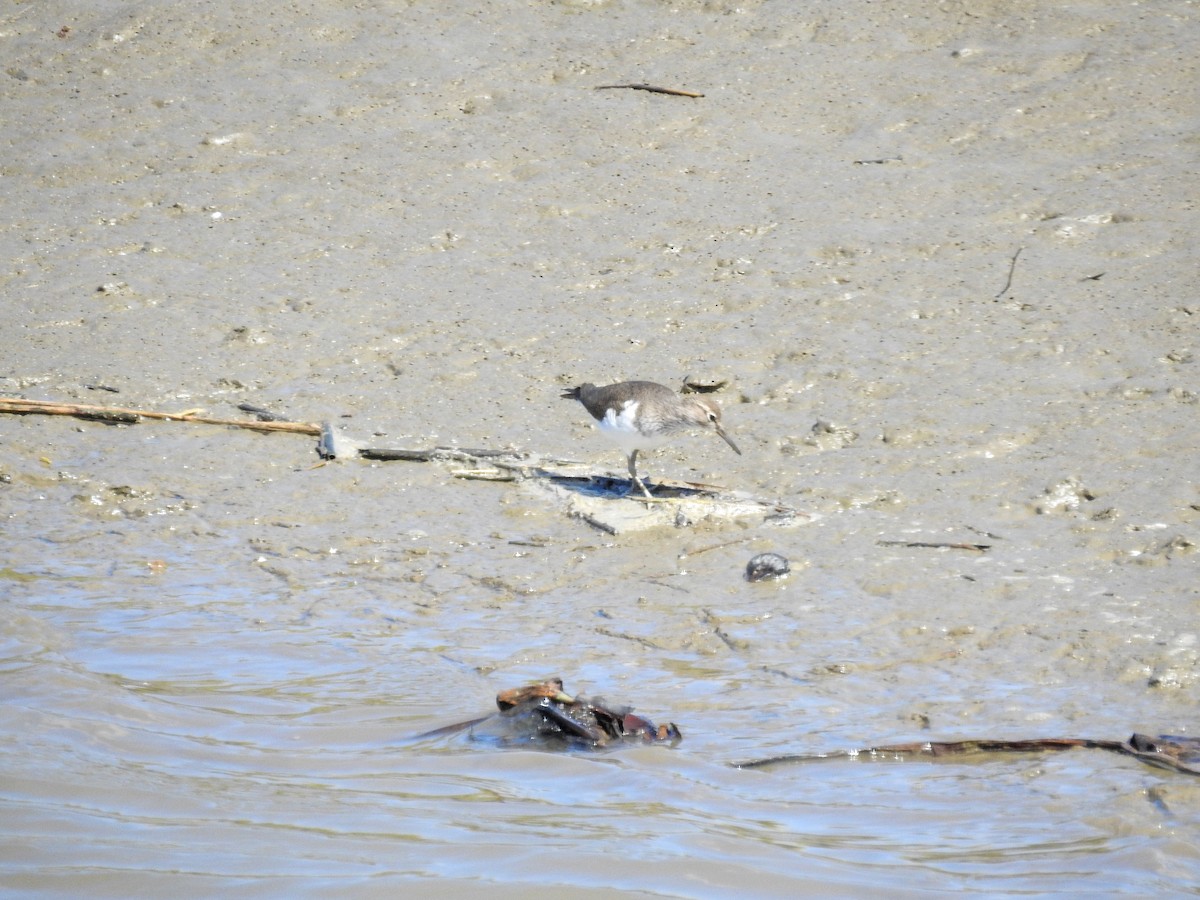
{"left": 2, "top": 544, "right": 1194, "bottom": 897}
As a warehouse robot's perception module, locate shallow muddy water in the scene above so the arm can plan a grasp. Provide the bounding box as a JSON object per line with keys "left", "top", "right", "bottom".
{"left": 2, "top": 1, "right": 1198, "bottom": 895}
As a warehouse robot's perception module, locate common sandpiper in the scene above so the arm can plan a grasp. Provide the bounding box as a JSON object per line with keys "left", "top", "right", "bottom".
{"left": 561, "top": 380, "right": 741, "bottom": 498}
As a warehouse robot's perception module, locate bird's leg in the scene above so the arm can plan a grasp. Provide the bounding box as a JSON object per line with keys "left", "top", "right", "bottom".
{"left": 626, "top": 450, "right": 657, "bottom": 501}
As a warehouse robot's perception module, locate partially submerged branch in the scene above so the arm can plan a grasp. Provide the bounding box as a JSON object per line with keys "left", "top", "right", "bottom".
{"left": 735, "top": 733, "right": 1200, "bottom": 777}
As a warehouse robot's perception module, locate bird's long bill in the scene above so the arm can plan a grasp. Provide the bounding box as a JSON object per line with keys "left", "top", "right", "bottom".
{"left": 714, "top": 423, "right": 742, "bottom": 456}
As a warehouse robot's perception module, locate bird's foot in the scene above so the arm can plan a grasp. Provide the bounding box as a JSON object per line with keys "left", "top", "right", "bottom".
{"left": 625, "top": 478, "right": 666, "bottom": 504}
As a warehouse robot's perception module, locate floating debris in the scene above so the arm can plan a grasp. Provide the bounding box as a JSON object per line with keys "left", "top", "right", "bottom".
{"left": 415, "top": 678, "right": 681, "bottom": 750}
{"left": 746, "top": 552, "right": 790, "bottom": 582}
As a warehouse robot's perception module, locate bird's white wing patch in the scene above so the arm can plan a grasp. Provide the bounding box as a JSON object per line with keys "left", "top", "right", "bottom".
{"left": 597, "top": 399, "right": 670, "bottom": 454}
{"left": 598, "top": 399, "right": 639, "bottom": 433}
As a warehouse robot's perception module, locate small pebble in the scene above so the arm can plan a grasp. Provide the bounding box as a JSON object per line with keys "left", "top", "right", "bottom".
{"left": 746, "top": 552, "right": 790, "bottom": 582}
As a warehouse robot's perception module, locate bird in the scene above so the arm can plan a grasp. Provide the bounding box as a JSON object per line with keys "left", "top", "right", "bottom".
{"left": 561, "top": 380, "right": 741, "bottom": 498}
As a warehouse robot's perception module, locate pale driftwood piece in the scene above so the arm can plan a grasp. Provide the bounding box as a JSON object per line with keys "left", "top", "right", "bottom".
{"left": 516, "top": 465, "right": 808, "bottom": 535}
{"left": 453, "top": 469, "right": 519, "bottom": 482}
{"left": 0, "top": 397, "right": 321, "bottom": 435}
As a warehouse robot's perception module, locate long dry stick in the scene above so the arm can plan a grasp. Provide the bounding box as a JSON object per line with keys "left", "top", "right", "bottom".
{"left": 0, "top": 397, "right": 321, "bottom": 435}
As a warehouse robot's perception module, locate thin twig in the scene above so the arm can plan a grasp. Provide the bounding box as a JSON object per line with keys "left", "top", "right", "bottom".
{"left": 877, "top": 540, "right": 991, "bottom": 552}
{"left": 680, "top": 538, "right": 752, "bottom": 558}
{"left": 595, "top": 83, "right": 704, "bottom": 98}
{"left": 995, "top": 246, "right": 1023, "bottom": 299}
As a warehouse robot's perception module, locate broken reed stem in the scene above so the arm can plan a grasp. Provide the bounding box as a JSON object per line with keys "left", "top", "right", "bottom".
{"left": 0, "top": 397, "right": 321, "bottom": 435}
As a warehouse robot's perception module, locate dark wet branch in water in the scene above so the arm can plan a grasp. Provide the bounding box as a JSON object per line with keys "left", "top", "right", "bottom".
{"left": 734, "top": 733, "right": 1200, "bottom": 777}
